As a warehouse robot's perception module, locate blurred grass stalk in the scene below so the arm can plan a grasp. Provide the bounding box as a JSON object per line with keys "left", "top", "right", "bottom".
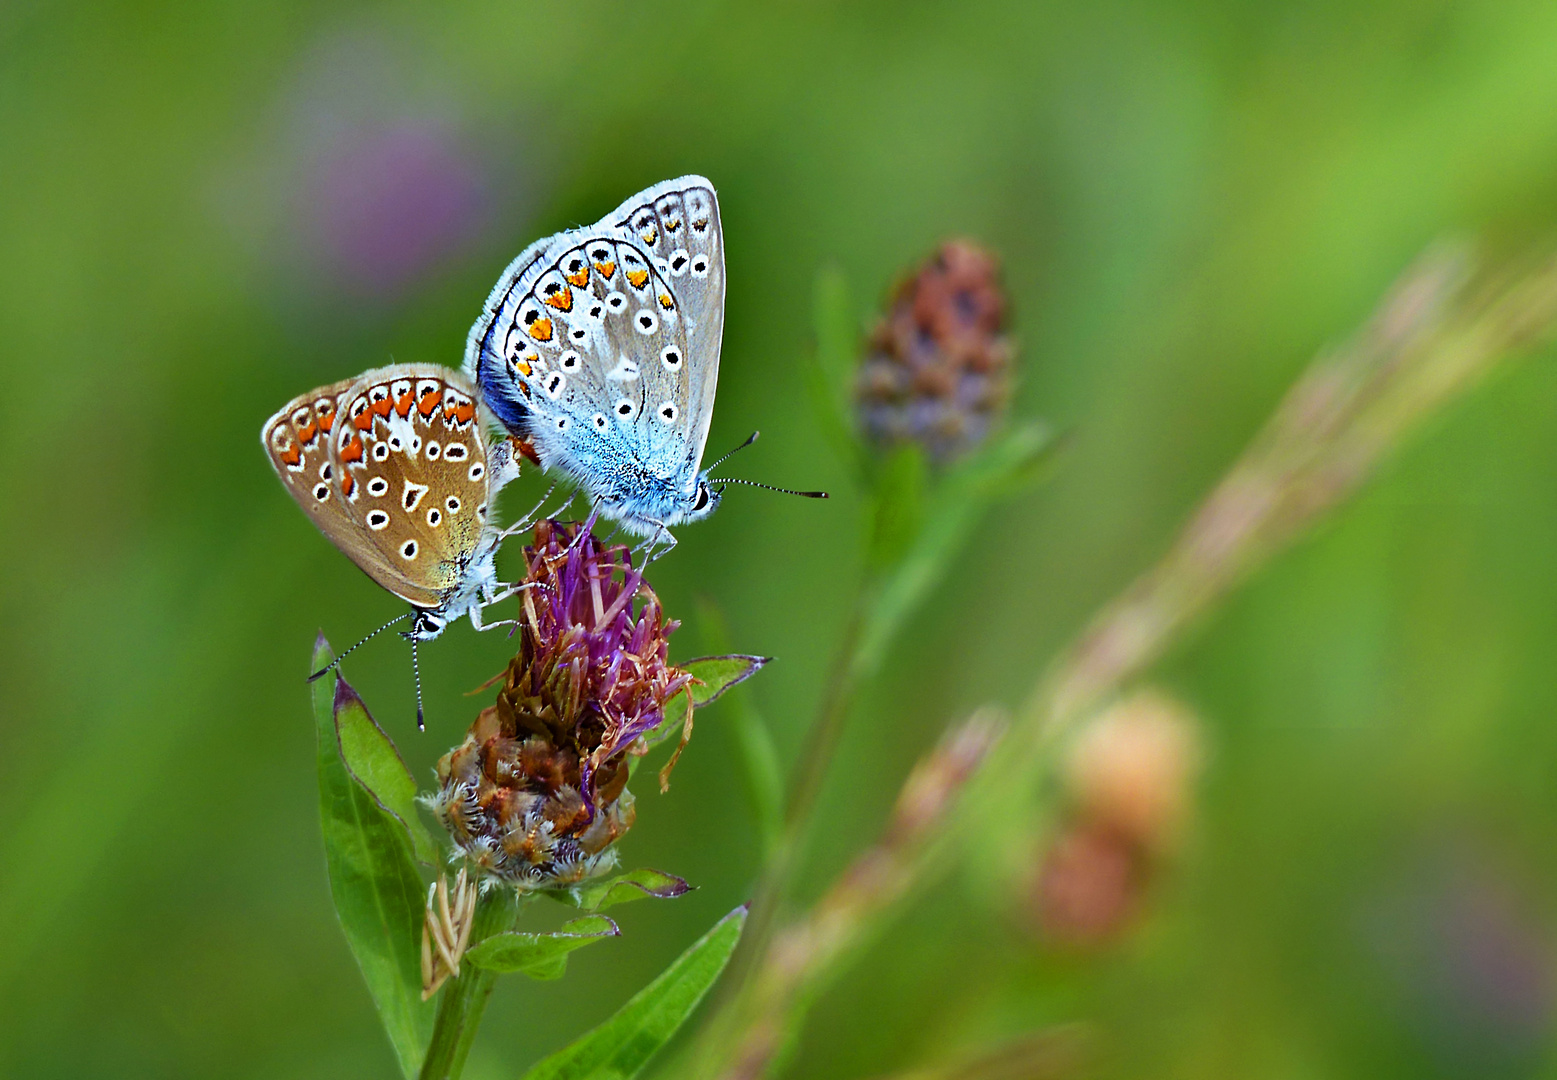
{"left": 736, "top": 266, "right": 1055, "bottom": 985}
{"left": 687, "top": 241, "right": 1557, "bottom": 1078}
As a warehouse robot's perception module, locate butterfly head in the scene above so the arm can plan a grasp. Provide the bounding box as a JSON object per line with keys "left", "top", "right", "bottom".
{"left": 407, "top": 608, "right": 449, "bottom": 642}
{"left": 684, "top": 476, "right": 722, "bottom": 524}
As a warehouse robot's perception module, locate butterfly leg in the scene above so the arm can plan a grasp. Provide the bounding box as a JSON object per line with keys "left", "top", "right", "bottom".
{"left": 496, "top": 481, "right": 563, "bottom": 542}
{"left": 468, "top": 591, "right": 527, "bottom": 633}
{"left": 636, "top": 520, "right": 677, "bottom": 565}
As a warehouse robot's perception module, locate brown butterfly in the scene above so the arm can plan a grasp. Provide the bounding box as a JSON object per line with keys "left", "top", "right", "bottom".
{"left": 263, "top": 365, "right": 534, "bottom": 722}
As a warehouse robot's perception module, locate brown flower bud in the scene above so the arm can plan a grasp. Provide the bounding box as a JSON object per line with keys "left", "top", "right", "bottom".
{"left": 856, "top": 239, "right": 1014, "bottom": 462}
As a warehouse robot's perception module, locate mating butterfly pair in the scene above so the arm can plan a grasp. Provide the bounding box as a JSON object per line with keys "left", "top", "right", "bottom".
{"left": 263, "top": 178, "right": 767, "bottom": 714}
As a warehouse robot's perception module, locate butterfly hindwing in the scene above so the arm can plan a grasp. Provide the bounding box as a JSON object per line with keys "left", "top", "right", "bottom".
{"left": 327, "top": 366, "right": 498, "bottom": 608}
{"left": 262, "top": 377, "right": 361, "bottom": 551}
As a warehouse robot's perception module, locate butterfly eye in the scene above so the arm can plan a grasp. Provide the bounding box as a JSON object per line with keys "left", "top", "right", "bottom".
{"left": 657, "top": 401, "right": 678, "bottom": 424}
{"left": 400, "top": 540, "right": 418, "bottom": 560}
{"left": 425, "top": 441, "right": 441, "bottom": 460}
{"left": 468, "top": 462, "right": 485, "bottom": 482}
{"left": 368, "top": 477, "right": 389, "bottom": 497}
{"left": 373, "top": 443, "right": 389, "bottom": 461}
{"left": 693, "top": 484, "right": 710, "bottom": 512}
{"left": 634, "top": 310, "right": 658, "bottom": 335}
{"left": 426, "top": 508, "right": 442, "bottom": 527}
{"left": 691, "top": 255, "right": 709, "bottom": 277}
{"left": 661, "top": 346, "right": 682, "bottom": 370}
{"left": 313, "top": 483, "right": 330, "bottom": 501}
{"left": 614, "top": 400, "right": 636, "bottom": 419}
{"left": 366, "top": 510, "right": 390, "bottom": 531}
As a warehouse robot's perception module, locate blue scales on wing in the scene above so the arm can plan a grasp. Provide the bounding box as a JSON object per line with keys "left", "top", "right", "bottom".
{"left": 465, "top": 176, "right": 726, "bottom": 536}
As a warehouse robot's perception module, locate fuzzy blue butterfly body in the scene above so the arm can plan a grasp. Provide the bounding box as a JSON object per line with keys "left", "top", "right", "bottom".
{"left": 465, "top": 176, "right": 726, "bottom": 539}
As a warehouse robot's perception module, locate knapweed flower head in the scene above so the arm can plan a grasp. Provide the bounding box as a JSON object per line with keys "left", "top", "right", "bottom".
{"left": 856, "top": 239, "right": 1013, "bottom": 462}
{"left": 431, "top": 518, "right": 693, "bottom": 889}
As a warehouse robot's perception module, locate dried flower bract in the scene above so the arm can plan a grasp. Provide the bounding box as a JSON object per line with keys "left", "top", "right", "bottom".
{"left": 431, "top": 519, "right": 693, "bottom": 888}
{"left": 421, "top": 868, "right": 477, "bottom": 999}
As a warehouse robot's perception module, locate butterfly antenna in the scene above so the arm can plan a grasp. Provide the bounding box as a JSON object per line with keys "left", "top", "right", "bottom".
{"left": 411, "top": 636, "right": 425, "bottom": 732}
{"left": 706, "top": 430, "right": 761, "bottom": 476}
{"left": 716, "top": 477, "right": 829, "bottom": 499}
{"left": 307, "top": 612, "right": 411, "bottom": 682}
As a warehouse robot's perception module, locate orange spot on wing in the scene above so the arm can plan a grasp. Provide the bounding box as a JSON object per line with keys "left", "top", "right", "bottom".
{"left": 395, "top": 388, "right": 415, "bottom": 417}
{"left": 341, "top": 437, "right": 364, "bottom": 464}
{"left": 418, "top": 390, "right": 440, "bottom": 417}
{"left": 353, "top": 409, "right": 374, "bottom": 432}
{"left": 565, "top": 266, "right": 590, "bottom": 288}
{"left": 279, "top": 444, "right": 301, "bottom": 467}
{"left": 454, "top": 401, "right": 476, "bottom": 424}
{"left": 515, "top": 360, "right": 531, "bottom": 376}
{"left": 340, "top": 473, "right": 355, "bottom": 497}
{"left": 372, "top": 395, "right": 393, "bottom": 418}
{"left": 297, "top": 420, "right": 318, "bottom": 444}
{"left": 594, "top": 260, "right": 616, "bottom": 280}
{"left": 543, "top": 286, "right": 573, "bottom": 312}
{"left": 529, "top": 317, "right": 553, "bottom": 342}
{"left": 626, "top": 269, "right": 649, "bottom": 289}
{"left": 658, "top": 293, "right": 674, "bottom": 310}
{"left": 318, "top": 409, "right": 336, "bottom": 433}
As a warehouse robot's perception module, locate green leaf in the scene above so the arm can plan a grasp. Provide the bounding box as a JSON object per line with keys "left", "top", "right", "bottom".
{"left": 312, "top": 635, "right": 434, "bottom": 1078}
{"left": 334, "top": 664, "right": 441, "bottom": 867}
{"left": 641, "top": 655, "right": 769, "bottom": 751}
{"left": 519, "top": 906, "right": 748, "bottom": 1080}
{"left": 465, "top": 915, "right": 620, "bottom": 979}
{"left": 801, "top": 265, "right": 863, "bottom": 475}
{"left": 559, "top": 868, "right": 693, "bottom": 912}
{"left": 854, "top": 421, "right": 1059, "bottom": 679}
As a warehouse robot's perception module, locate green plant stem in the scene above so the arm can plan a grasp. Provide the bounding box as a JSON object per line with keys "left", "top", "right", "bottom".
{"left": 419, "top": 889, "right": 523, "bottom": 1080}
{"left": 727, "top": 604, "right": 864, "bottom": 989}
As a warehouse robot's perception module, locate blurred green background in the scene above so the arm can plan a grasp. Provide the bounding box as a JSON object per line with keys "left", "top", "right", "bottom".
{"left": 6, "top": 1, "right": 1557, "bottom": 1076}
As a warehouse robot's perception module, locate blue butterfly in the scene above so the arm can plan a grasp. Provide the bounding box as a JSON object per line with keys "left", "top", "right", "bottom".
{"left": 464, "top": 176, "right": 732, "bottom": 547}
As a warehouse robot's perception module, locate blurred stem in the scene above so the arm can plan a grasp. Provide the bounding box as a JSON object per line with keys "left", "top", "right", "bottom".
{"left": 697, "top": 599, "right": 785, "bottom": 858}
{"left": 418, "top": 889, "right": 522, "bottom": 1080}
{"left": 732, "top": 607, "right": 865, "bottom": 984}
{"left": 687, "top": 714, "right": 1004, "bottom": 1080}
{"left": 735, "top": 421, "right": 1054, "bottom": 983}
